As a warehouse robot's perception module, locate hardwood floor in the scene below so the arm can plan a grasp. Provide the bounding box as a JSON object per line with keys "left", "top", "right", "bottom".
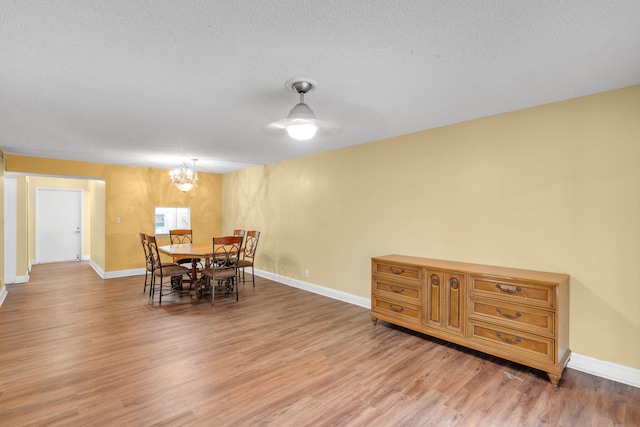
{"left": 1, "top": 262, "right": 638, "bottom": 426}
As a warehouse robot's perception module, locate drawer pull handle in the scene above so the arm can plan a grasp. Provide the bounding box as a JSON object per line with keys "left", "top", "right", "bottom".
{"left": 496, "top": 332, "right": 521, "bottom": 344}
{"left": 389, "top": 267, "right": 405, "bottom": 275}
{"left": 389, "top": 304, "right": 404, "bottom": 313}
{"left": 496, "top": 283, "right": 521, "bottom": 294}
{"left": 496, "top": 308, "right": 522, "bottom": 319}
{"left": 390, "top": 286, "right": 405, "bottom": 293}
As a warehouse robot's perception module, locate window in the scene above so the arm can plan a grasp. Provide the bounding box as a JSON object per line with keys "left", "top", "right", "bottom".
{"left": 154, "top": 206, "right": 191, "bottom": 235}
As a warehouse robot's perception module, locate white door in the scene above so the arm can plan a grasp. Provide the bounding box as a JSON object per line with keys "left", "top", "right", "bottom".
{"left": 4, "top": 177, "right": 17, "bottom": 284}
{"left": 36, "top": 188, "right": 82, "bottom": 263}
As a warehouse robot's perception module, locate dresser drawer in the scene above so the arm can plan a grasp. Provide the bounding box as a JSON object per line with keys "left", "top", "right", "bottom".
{"left": 470, "top": 275, "right": 555, "bottom": 309}
{"left": 469, "top": 299, "right": 555, "bottom": 337}
{"left": 373, "top": 261, "right": 422, "bottom": 283}
{"left": 468, "top": 320, "right": 555, "bottom": 364}
{"left": 371, "top": 295, "right": 421, "bottom": 324}
{"left": 373, "top": 278, "right": 421, "bottom": 305}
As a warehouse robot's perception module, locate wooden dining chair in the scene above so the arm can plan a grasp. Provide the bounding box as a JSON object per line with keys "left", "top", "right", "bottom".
{"left": 139, "top": 232, "right": 154, "bottom": 295}
{"left": 237, "top": 230, "right": 260, "bottom": 287}
{"left": 233, "top": 229, "right": 246, "bottom": 250}
{"left": 169, "top": 229, "right": 203, "bottom": 270}
{"left": 146, "top": 234, "right": 191, "bottom": 304}
{"left": 200, "top": 235, "right": 243, "bottom": 305}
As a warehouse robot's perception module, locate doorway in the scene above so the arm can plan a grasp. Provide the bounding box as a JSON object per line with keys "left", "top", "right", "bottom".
{"left": 36, "top": 188, "right": 83, "bottom": 263}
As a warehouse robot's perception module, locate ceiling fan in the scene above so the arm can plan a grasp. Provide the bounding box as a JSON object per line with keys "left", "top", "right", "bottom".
{"left": 266, "top": 78, "right": 340, "bottom": 141}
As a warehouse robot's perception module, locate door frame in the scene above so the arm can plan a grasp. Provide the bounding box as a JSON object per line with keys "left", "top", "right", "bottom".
{"left": 4, "top": 176, "right": 17, "bottom": 284}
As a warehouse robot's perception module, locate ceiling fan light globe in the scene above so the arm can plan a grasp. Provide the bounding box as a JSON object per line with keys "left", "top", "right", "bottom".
{"left": 286, "top": 121, "right": 318, "bottom": 140}
{"left": 287, "top": 102, "right": 316, "bottom": 120}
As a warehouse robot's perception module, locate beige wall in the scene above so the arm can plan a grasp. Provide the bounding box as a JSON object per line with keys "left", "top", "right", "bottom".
{"left": 223, "top": 85, "right": 640, "bottom": 370}
{"left": 5, "top": 158, "right": 223, "bottom": 273}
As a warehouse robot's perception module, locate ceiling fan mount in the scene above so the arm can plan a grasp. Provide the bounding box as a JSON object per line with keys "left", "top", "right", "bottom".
{"left": 286, "top": 79, "right": 316, "bottom": 96}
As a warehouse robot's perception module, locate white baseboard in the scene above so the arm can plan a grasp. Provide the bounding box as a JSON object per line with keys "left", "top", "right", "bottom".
{"left": 15, "top": 275, "right": 29, "bottom": 284}
{"left": 253, "top": 268, "right": 370, "bottom": 309}
{"left": 88, "top": 260, "right": 144, "bottom": 279}
{"left": 568, "top": 353, "right": 640, "bottom": 388}
{"left": 252, "top": 268, "right": 639, "bottom": 389}
{"left": 105, "top": 267, "right": 145, "bottom": 279}
{"left": 88, "top": 259, "right": 105, "bottom": 279}
{"left": 87, "top": 265, "right": 640, "bottom": 389}
{"left": 90, "top": 262, "right": 145, "bottom": 280}
{"left": 0, "top": 286, "right": 7, "bottom": 307}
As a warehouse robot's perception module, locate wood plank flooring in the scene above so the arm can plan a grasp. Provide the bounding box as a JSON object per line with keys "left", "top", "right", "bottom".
{"left": 1, "top": 262, "right": 638, "bottom": 426}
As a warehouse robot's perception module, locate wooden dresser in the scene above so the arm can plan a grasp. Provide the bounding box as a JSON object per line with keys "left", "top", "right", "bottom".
{"left": 371, "top": 255, "right": 570, "bottom": 386}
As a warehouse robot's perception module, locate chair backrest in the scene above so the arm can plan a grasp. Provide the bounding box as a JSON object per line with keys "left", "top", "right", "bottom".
{"left": 145, "top": 234, "right": 165, "bottom": 272}
{"left": 139, "top": 232, "right": 152, "bottom": 270}
{"left": 243, "top": 231, "right": 260, "bottom": 261}
{"left": 170, "top": 229, "right": 193, "bottom": 244}
{"left": 233, "top": 229, "right": 245, "bottom": 249}
{"left": 212, "top": 236, "right": 243, "bottom": 269}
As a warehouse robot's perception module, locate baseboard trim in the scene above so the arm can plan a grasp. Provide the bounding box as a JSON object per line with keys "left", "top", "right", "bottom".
{"left": 95, "top": 265, "right": 639, "bottom": 389}
{"left": 252, "top": 268, "right": 639, "bottom": 389}
{"left": 15, "top": 275, "right": 29, "bottom": 284}
{"left": 105, "top": 267, "right": 145, "bottom": 279}
{"left": 89, "top": 261, "right": 144, "bottom": 280}
{"left": 0, "top": 286, "right": 7, "bottom": 307}
{"left": 88, "top": 259, "right": 105, "bottom": 279}
{"left": 254, "top": 268, "right": 370, "bottom": 309}
{"left": 567, "top": 353, "right": 640, "bottom": 388}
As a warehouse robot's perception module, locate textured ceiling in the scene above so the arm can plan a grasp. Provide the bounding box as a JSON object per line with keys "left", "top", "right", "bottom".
{"left": 2, "top": 1, "right": 639, "bottom": 174}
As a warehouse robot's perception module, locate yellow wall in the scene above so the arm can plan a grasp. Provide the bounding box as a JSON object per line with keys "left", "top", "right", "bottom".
{"left": 223, "top": 85, "right": 640, "bottom": 370}
{"left": 4, "top": 158, "right": 223, "bottom": 272}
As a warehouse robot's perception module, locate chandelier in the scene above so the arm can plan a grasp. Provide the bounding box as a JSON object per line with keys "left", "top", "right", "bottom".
{"left": 169, "top": 159, "right": 198, "bottom": 192}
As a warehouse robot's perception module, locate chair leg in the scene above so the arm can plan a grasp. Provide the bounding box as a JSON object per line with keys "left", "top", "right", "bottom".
{"left": 210, "top": 278, "right": 215, "bottom": 306}
{"left": 149, "top": 274, "right": 155, "bottom": 298}
{"left": 251, "top": 265, "right": 255, "bottom": 287}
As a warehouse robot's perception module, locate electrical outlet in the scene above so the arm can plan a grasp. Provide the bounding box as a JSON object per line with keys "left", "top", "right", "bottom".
{"left": 304, "top": 269, "right": 309, "bottom": 278}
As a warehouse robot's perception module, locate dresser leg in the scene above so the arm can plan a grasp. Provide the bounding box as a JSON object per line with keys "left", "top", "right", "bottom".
{"left": 547, "top": 372, "right": 561, "bottom": 387}
{"left": 371, "top": 316, "right": 378, "bottom": 325}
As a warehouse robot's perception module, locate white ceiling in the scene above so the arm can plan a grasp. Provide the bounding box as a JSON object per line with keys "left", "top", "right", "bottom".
{"left": 2, "top": 1, "right": 639, "bottom": 174}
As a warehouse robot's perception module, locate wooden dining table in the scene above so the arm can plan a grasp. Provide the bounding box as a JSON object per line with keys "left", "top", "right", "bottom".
{"left": 158, "top": 242, "right": 215, "bottom": 281}
{"left": 158, "top": 242, "right": 241, "bottom": 283}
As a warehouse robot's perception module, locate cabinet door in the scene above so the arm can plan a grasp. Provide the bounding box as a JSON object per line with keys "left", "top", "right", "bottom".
{"left": 443, "top": 272, "right": 465, "bottom": 335}
{"left": 425, "top": 270, "right": 444, "bottom": 327}
{"left": 424, "top": 270, "right": 466, "bottom": 337}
